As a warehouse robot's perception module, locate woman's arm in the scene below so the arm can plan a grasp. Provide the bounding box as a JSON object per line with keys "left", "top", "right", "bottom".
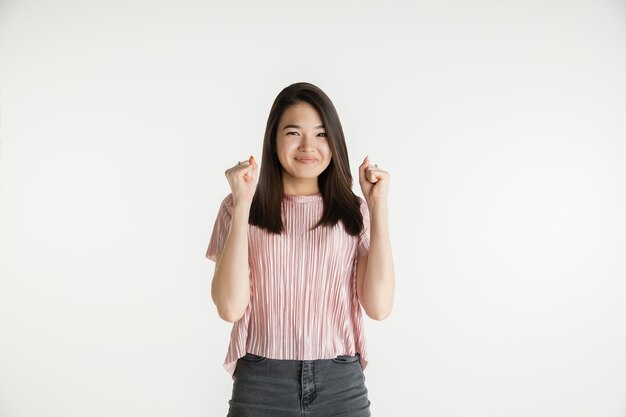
{"left": 211, "top": 201, "right": 251, "bottom": 323}
{"left": 357, "top": 200, "right": 395, "bottom": 320}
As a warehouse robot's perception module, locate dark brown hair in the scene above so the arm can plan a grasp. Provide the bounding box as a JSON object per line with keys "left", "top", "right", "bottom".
{"left": 249, "top": 82, "right": 364, "bottom": 237}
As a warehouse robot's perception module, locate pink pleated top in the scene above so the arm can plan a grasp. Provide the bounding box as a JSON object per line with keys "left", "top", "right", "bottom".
{"left": 205, "top": 191, "right": 371, "bottom": 380}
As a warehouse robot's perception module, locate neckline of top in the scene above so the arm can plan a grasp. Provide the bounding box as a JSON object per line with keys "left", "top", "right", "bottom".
{"left": 283, "top": 192, "right": 323, "bottom": 204}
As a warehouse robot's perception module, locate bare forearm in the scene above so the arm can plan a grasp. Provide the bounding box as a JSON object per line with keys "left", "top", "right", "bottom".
{"left": 362, "top": 202, "right": 395, "bottom": 320}
{"left": 211, "top": 203, "right": 251, "bottom": 322}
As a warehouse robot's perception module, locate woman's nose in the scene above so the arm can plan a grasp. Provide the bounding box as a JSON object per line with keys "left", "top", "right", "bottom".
{"left": 298, "top": 134, "right": 315, "bottom": 149}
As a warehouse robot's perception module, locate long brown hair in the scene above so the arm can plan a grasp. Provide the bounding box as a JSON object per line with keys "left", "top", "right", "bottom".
{"left": 249, "top": 82, "right": 364, "bottom": 237}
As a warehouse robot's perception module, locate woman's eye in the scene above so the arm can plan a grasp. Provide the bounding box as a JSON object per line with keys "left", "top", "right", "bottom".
{"left": 286, "top": 131, "right": 326, "bottom": 137}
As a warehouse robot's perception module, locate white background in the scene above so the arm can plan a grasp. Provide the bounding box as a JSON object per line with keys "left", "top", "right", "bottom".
{"left": 1, "top": 0, "right": 625, "bottom": 416}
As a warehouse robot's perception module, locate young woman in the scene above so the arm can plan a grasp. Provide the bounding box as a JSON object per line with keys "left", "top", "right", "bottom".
{"left": 206, "top": 82, "right": 395, "bottom": 417}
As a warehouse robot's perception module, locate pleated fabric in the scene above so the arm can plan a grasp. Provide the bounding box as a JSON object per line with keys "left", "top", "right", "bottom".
{"left": 206, "top": 192, "right": 370, "bottom": 381}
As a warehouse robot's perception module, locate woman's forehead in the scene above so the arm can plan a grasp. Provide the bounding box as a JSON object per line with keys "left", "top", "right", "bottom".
{"left": 279, "top": 102, "right": 323, "bottom": 126}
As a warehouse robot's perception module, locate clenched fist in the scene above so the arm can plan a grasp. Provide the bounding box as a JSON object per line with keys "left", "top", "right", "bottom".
{"left": 224, "top": 155, "right": 258, "bottom": 206}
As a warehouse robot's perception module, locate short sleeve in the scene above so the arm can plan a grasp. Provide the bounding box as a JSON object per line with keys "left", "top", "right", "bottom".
{"left": 357, "top": 197, "right": 370, "bottom": 257}
{"left": 205, "top": 193, "right": 234, "bottom": 262}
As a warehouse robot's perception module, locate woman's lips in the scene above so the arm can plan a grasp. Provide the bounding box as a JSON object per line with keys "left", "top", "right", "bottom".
{"left": 296, "top": 158, "right": 317, "bottom": 164}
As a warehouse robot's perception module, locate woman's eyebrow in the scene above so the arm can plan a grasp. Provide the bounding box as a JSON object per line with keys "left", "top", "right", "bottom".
{"left": 282, "top": 124, "right": 325, "bottom": 130}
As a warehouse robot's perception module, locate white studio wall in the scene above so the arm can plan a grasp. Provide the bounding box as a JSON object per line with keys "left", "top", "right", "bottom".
{"left": 1, "top": 1, "right": 625, "bottom": 416}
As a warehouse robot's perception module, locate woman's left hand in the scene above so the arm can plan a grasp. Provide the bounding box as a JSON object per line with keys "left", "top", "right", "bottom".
{"left": 358, "top": 155, "right": 389, "bottom": 206}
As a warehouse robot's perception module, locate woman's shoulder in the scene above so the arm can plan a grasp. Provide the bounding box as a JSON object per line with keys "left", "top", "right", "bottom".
{"left": 222, "top": 192, "right": 234, "bottom": 205}
{"left": 216, "top": 192, "right": 235, "bottom": 213}
{"left": 357, "top": 195, "right": 368, "bottom": 210}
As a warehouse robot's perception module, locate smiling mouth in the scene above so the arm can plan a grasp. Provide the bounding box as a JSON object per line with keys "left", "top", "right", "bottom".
{"left": 296, "top": 158, "right": 317, "bottom": 164}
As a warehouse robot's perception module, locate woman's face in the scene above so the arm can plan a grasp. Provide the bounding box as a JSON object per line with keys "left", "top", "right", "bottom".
{"left": 275, "top": 102, "right": 332, "bottom": 191}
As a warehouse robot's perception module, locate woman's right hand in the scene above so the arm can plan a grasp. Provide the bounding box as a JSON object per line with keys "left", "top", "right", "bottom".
{"left": 224, "top": 155, "right": 258, "bottom": 206}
